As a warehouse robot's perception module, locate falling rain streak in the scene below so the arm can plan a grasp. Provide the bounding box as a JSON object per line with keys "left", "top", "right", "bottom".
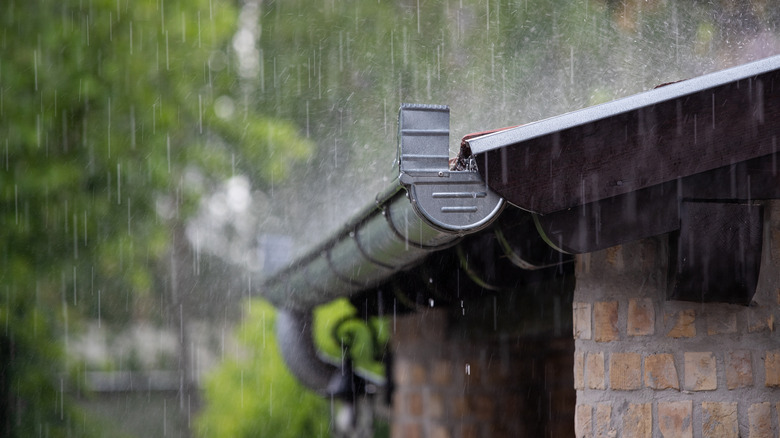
{"left": 117, "top": 163, "right": 121, "bottom": 204}
{"left": 107, "top": 98, "right": 111, "bottom": 158}
{"left": 167, "top": 134, "right": 171, "bottom": 173}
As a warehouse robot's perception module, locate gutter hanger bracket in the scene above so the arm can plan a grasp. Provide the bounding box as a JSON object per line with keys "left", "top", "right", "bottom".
{"left": 397, "top": 104, "right": 504, "bottom": 233}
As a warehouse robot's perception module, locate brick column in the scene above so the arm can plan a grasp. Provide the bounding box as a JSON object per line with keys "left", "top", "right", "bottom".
{"left": 573, "top": 202, "right": 780, "bottom": 438}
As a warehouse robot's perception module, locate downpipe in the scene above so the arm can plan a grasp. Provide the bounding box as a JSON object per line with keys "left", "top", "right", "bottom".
{"left": 276, "top": 309, "right": 366, "bottom": 400}
{"left": 275, "top": 309, "right": 336, "bottom": 395}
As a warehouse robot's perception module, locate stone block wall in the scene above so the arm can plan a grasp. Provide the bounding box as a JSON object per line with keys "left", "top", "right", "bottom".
{"left": 391, "top": 309, "right": 574, "bottom": 438}
{"left": 573, "top": 202, "right": 780, "bottom": 437}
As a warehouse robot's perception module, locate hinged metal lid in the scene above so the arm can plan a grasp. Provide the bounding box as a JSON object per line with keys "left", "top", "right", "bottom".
{"left": 398, "top": 104, "right": 504, "bottom": 232}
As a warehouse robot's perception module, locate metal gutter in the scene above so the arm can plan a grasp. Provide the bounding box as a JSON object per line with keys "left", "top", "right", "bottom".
{"left": 262, "top": 104, "right": 504, "bottom": 312}
{"left": 263, "top": 104, "right": 506, "bottom": 400}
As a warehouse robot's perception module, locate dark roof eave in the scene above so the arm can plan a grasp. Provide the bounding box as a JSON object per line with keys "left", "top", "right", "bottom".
{"left": 467, "top": 54, "right": 780, "bottom": 215}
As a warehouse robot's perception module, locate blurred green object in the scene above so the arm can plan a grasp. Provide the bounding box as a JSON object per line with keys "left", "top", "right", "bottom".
{"left": 195, "top": 299, "right": 330, "bottom": 438}
{"left": 0, "top": 0, "right": 311, "bottom": 434}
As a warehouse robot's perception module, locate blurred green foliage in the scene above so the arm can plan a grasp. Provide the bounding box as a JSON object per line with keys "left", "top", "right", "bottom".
{"left": 0, "top": 0, "right": 311, "bottom": 435}
{"left": 195, "top": 299, "right": 330, "bottom": 438}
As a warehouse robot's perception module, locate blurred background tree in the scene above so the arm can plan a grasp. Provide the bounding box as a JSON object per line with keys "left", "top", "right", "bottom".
{"left": 0, "top": 0, "right": 311, "bottom": 435}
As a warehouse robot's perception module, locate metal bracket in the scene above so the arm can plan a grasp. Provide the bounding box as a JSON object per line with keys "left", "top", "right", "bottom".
{"left": 397, "top": 104, "right": 504, "bottom": 233}
{"left": 668, "top": 201, "right": 763, "bottom": 305}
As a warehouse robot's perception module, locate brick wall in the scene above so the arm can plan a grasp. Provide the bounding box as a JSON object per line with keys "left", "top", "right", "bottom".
{"left": 391, "top": 308, "right": 574, "bottom": 438}
{"left": 573, "top": 202, "right": 780, "bottom": 437}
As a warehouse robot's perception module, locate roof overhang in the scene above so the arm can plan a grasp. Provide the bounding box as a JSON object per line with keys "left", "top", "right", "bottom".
{"left": 262, "top": 55, "right": 780, "bottom": 399}
{"left": 263, "top": 54, "right": 780, "bottom": 314}
{"left": 466, "top": 55, "right": 780, "bottom": 215}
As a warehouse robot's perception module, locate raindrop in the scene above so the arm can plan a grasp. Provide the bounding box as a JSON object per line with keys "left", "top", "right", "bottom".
{"left": 426, "top": 65, "right": 431, "bottom": 100}
{"left": 390, "top": 30, "right": 395, "bottom": 72}
{"left": 117, "top": 163, "right": 121, "bottom": 205}
{"left": 60, "top": 378, "right": 64, "bottom": 420}
{"left": 756, "top": 80, "right": 765, "bottom": 124}
{"left": 570, "top": 46, "right": 574, "bottom": 85}
{"left": 318, "top": 45, "right": 322, "bottom": 99}
{"left": 165, "top": 31, "right": 170, "bottom": 70}
{"left": 416, "top": 0, "right": 421, "bottom": 34}
{"left": 403, "top": 26, "right": 411, "bottom": 68}
{"left": 73, "top": 266, "right": 77, "bottom": 306}
{"left": 198, "top": 95, "right": 203, "bottom": 131}
{"left": 339, "top": 31, "right": 344, "bottom": 72}
{"left": 711, "top": 93, "right": 716, "bottom": 129}
{"left": 129, "top": 105, "right": 136, "bottom": 149}
{"left": 73, "top": 214, "right": 78, "bottom": 259}
{"left": 269, "top": 383, "right": 273, "bottom": 417}
{"left": 437, "top": 44, "right": 441, "bottom": 80}
{"left": 160, "top": 0, "right": 166, "bottom": 32}
{"left": 491, "top": 44, "right": 495, "bottom": 80}
{"left": 62, "top": 296, "right": 69, "bottom": 351}
{"left": 259, "top": 49, "right": 265, "bottom": 93}
{"left": 33, "top": 49, "right": 38, "bottom": 91}
{"left": 485, "top": 0, "right": 489, "bottom": 32}
{"left": 167, "top": 134, "right": 171, "bottom": 173}
{"left": 261, "top": 309, "right": 266, "bottom": 348}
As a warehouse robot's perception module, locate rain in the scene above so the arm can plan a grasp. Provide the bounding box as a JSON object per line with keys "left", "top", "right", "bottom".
{"left": 2, "top": 0, "right": 780, "bottom": 437}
